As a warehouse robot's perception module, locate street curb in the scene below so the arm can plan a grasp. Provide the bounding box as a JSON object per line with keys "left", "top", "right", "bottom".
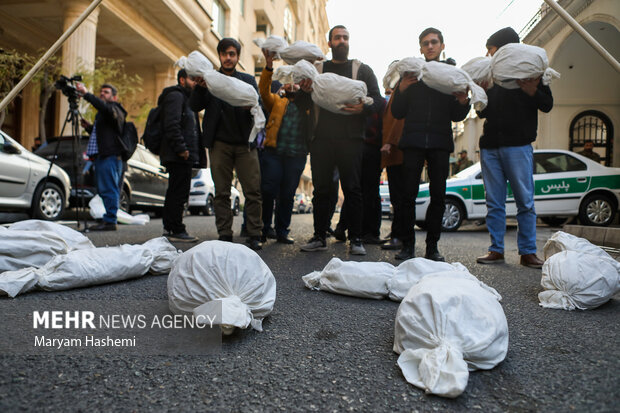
{"left": 563, "top": 224, "right": 620, "bottom": 248}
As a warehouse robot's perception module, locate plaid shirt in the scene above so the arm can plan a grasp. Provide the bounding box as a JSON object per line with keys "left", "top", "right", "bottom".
{"left": 86, "top": 123, "right": 98, "bottom": 157}
{"left": 276, "top": 103, "right": 307, "bottom": 157}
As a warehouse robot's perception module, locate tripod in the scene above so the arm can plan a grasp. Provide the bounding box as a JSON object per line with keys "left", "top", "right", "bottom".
{"left": 43, "top": 94, "right": 89, "bottom": 230}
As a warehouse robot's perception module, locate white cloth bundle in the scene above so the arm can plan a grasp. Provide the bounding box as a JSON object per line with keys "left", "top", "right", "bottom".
{"left": 168, "top": 241, "right": 276, "bottom": 334}
{"left": 88, "top": 195, "right": 150, "bottom": 225}
{"left": 253, "top": 35, "right": 289, "bottom": 59}
{"left": 384, "top": 57, "right": 487, "bottom": 110}
{"left": 461, "top": 56, "right": 493, "bottom": 85}
{"left": 394, "top": 275, "right": 508, "bottom": 398}
{"left": 491, "top": 43, "right": 560, "bottom": 89}
{"left": 387, "top": 258, "right": 501, "bottom": 302}
{"left": 302, "top": 258, "right": 395, "bottom": 299}
{"left": 422, "top": 61, "right": 487, "bottom": 110}
{"left": 280, "top": 41, "right": 325, "bottom": 64}
{"left": 273, "top": 60, "right": 373, "bottom": 114}
{"left": 0, "top": 220, "right": 95, "bottom": 272}
{"left": 302, "top": 257, "right": 499, "bottom": 303}
{"left": 176, "top": 51, "right": 265, "bottom": 142}
{"left": 0, "top": 237, "right": 179, "bottom": 297}
{"left": 0, "top": 230, "right": 70, "bottom": 272}
{"left": 254, "top": 36, "right": 324, "bottom": 64}
{"left": 382, "top": 59, "right": 403, "bottom": 90}
{"left": 543, "top": 231, "right": 612, "bottom": 261}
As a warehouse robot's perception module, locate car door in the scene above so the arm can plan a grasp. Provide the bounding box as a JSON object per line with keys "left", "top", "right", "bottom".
{"left": 470, "top": 171, "right": 487, "bottom": 218}
{"left": 533, "top": 152, "right": 590, "bottom": 215}
{"left": 135, "top": 147, "right": 168, "bottom": 206}
{"left": 0, "top": 132, "right": 31, "bottom": 199}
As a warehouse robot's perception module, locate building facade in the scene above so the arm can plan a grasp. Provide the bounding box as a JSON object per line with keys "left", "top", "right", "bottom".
{"left": 0, "top": 0, "right": 329, "bottom": 195}
{"left": 453, "top": 0, "right": 619, "bottom": 168}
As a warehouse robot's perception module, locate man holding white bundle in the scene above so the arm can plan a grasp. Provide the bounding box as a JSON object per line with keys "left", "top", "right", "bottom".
{"left": 300, "top": 25, "right": 383, "bottom": 255}
{"left": 390, "top": 27, "right": 470, "bottom": 262}
{"left": 476, "top": 27, "right": 553, "bottom": 269}
{"left": 189, "top": 38, "right": 263, "bottom": 250}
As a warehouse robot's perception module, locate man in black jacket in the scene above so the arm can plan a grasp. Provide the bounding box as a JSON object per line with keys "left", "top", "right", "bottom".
{"left": 299, "top": 25, "right": 383, "bottom": 256}
{"left": 159, "top": 69, "right": 203, "bottom": 242}
{"left": 189, "top": 38, "right": 263, "bottom": 250}
{"left": 476, "top": 27, "right": 553, "bottom": 269}
{"left": 391, "top": 27, "right": 470, "bottom": 261}
{"left": 76, "top": 82, "right": 126, "bottom": 231}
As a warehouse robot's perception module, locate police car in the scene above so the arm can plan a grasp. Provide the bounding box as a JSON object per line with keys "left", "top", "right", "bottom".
{"left": 416, "top": 150, "right": 620, "bottom": 231}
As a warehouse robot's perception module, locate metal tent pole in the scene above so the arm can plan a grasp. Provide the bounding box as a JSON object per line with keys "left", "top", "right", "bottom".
{"left": 542, "top": 0, "right": 620, "bottom": 73}
{"left": 0, "top": 0, "right": 104, "bottom": 113}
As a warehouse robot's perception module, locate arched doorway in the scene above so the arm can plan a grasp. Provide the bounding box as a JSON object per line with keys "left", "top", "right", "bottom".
{"left": 569, "top": 110, "right": 614, "bottom": 165}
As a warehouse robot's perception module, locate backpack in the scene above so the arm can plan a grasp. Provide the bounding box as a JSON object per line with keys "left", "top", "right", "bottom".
{"left": 141, "top": 106, "right": 164, "bottom": 154}
{"left": 117, "top": 121, "right": 138, "bottom": 161}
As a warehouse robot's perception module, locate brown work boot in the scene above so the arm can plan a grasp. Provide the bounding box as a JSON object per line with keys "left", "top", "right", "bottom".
{"left": 520, "top": 254, "right": 544, "bottom": 269}
{"left": 476, "top": 251, "right": 505, "bottom": 264}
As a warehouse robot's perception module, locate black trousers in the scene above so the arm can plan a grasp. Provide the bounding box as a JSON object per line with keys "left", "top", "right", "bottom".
{"left": 401, "top": 148, "right": 450, "bottom": 246}
{"left": 162, "top": 162, "right": 192, "bottom": 234}
{"left": 337, "top": 142, "right": 382, "bottom": 238}
{"left": 310, "top": 138, "right": 364, "bottom": 240}
{"left": 386, "top": 164, "right": 406, "bottom": 239}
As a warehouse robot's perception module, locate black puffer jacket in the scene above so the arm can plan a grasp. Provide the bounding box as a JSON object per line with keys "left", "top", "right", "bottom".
{"left": 158, "top": 85, "right": 201, "bottom": 166}
{"left": 391, "top": 67, "right": 470, "bottom": 152}
{"left": 83, "top": 93, "right": 126, "bottom": 158}
{"left": 478, "top": 82, "right": 553, "bottom": 149}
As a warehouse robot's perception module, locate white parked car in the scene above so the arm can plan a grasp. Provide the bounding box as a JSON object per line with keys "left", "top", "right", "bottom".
{"left": 0, "top": 131, "right": 71, "bottom": 220}
{"left": 293, "top": 193, "right": 312, "bottom": 214}
{"left": 416, "top": 150, "right": 620, "bottom": 231}
{"left": 188, "top": 168, "right": 241, "bottom": 216}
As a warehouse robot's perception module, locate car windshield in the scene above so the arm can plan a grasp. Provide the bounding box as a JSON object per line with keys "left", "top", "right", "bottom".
{"left": 454, "top": 162, "right": 481, "bottom": 178}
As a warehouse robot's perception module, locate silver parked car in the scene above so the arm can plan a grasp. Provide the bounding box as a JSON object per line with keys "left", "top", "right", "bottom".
{"left": 0, "top": 131, "right": 71, "bottom": 220}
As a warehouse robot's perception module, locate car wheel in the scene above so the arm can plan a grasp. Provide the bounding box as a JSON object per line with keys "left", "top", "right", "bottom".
{"left": 578, "top": 193, "right": 616, "bottom": 226}
{"left": 31, "top": 182, "right": 65, "bottom": 221}
{"left": 119, "top": 188, "right": 130, "bottom": 212}
{"left": 203, "top": 194, "right": 215, "bottom": 216}
{"left": 232, "top": 197, "right": 240, "bottom": 216}
{"left": 441, "top": 198, "right": 464, "bottom": 232}
{"left": 540, "top": 217, "right": 568, "bottom": 227}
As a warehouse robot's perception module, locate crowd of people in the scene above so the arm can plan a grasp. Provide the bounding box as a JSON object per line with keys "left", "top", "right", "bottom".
{"left": 77, "top": 25, "right": 557, "bottom": 269}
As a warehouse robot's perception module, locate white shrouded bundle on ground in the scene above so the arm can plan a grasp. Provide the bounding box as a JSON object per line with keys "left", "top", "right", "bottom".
{"left": 89, "top": 195, "right": 150, "bottom": 225}
{"left": 0, "top": 237, "right": 180, "bottom": 297}
{"left": 302, "top": 257, "right": 500, "bottom": 303}
{"left": 490, "top": 43, "right": 560, "bottom": 89}
{"left": 274, "top": 60, "right": 373, "bottom": 114}
{"left": 461, "top": 56, "right": 493, "bottom": 86}
{"left": 539, "top": 231, "right": 620, "bottom": 311}
{"left": 0, "top": 220, "right": 94, "bottom": 272}
{"left": 394, "top": 275, "right": 508, "bottom": 398}
{"left": 254, "top": 36, "right": 324, "bottom": 64}
{"left": 383, "top": 57, "right": 487, "bottom": 110}
{"left": 167, "top": 241, "right": 276, "bottom": 335}
{"left": 176, "top": 51, "right": 265, "bottom": 143}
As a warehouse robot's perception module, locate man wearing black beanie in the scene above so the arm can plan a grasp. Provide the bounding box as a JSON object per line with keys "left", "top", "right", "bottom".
{"left": 475, "top": 27, "right": 553, "bottom": 269}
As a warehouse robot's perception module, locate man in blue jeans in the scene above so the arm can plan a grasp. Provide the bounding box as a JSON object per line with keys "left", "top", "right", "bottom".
{"left": 77, "top": 82, "right": 126, "bottom": 231}
{"left": 476, "top": 27, "right": 554, "bottom": 269}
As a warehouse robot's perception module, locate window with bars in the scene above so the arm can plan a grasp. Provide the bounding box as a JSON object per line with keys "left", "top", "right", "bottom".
{"left": 569, "top": 110, "right": 614, "bottom": 166}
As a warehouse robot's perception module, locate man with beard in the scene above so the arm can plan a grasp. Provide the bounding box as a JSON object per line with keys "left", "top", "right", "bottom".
{"left": 300, "top": 25, "right": 383, "bottom": 255}
{"left": 159, "top": 69, "right": 204, "bottom": 242}
{"left": 258, "top": 48, "right": 313, "bottom": 244}
{"left": 190, "top": 38, "right": 263, "bottom": 250}
{"left": 391, "top": 27, "right": 471, "bottom": 261}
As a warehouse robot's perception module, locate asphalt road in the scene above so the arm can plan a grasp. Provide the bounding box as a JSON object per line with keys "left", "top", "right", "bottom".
{"left": 1, "top": 213, "right": 618, "bottom": 412}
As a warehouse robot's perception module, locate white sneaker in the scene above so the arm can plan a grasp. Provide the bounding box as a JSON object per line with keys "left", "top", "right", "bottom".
{"left": 300, "top": 236, "right": 327, "bottom": 252}
{"left": 350, "top": 241, "right": 366, "bottom": 255}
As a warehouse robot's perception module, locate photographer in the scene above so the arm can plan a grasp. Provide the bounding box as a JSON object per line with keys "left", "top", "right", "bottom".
{"left": 76, "top": 82, "right": 127, "bottom": 231}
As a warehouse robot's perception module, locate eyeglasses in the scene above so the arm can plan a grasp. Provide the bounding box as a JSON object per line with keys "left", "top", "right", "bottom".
{"left": 421, "top": 39, "right": 440, "bottom": 47}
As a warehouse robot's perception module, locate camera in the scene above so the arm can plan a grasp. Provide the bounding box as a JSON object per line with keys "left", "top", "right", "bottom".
{"left": 55, "top": 75, "right": 82, "bottom": 101}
